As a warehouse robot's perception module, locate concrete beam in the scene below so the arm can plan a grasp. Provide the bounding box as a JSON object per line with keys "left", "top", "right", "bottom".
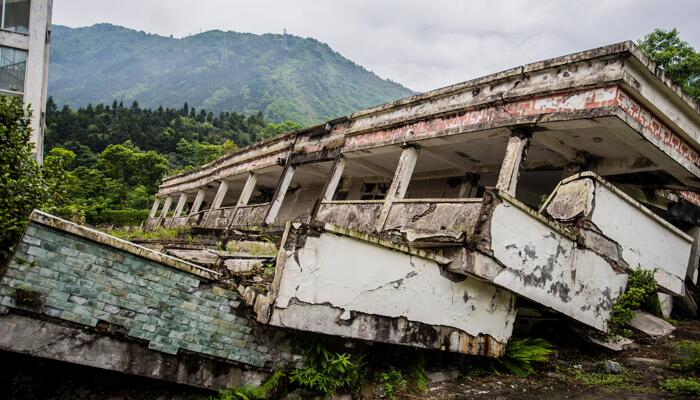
{"left": 592, "top": 156, "right": 660, "bottom": 176}
{"left": 0, "top": 313, "right": 263, "bottom": 390}
{"left": 376, "top": 146, "right": 419, "bottom": 230}
{"left": 189, "top": 189, "right": 206, "bottom": 215}
{"left": 533, "top": 133, "right": 585, "bottom": 164}
{"left": 173, "top": 193, "right": 189, "bottom": 218}
{"left": 149, "top": 198, "right": 161, "bottom": 218}
{"left": 264, "top": 166, "right": 296, "bottom": 225}
{"left": 496, "top": 132, "right": 531, "bottom": 196}
{"left": 159, "top": 196, "right": 173, "bottom": 218}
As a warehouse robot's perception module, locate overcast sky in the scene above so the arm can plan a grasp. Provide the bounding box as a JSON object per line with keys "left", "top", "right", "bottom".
{"left": 53, "top": 0, "right": 700, "bottom": 93}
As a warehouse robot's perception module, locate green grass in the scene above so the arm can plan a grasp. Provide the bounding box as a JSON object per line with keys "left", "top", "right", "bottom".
{"left": 660, "top": 377, "right": 700, "bottom": 395}
{"left": 669, "top": 340, "right": 700, "bottom": 372}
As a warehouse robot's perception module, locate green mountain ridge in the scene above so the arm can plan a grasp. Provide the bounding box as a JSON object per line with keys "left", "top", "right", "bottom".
{"left": 48, "top": 23, "right": 415, "bottom": 125}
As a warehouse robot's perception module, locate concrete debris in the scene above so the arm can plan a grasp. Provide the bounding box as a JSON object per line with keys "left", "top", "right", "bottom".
{"left": 427, "top": 370, "right": 461, "bottom": 384}
{"left": 658, "top": 292, "right": 673, "bottom": 319}
{"left": 627, "top": 311, "right": 676, "bottom": 338}
{"left": 573, "top": 326, "right": 636, "bottom": 352}
{"left": 622, "top": 357, "right": 667, "bottom": 369}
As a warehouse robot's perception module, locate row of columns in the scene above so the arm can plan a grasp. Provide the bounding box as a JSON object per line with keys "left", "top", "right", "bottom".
{"left": 150, "top": 172, "right": 263, "bottom": 222}
{"left": 149, "top": 129, "right": 532, "bottom": 227}
{"left": 148, "top": 188, "right": 206, "bottom": 220}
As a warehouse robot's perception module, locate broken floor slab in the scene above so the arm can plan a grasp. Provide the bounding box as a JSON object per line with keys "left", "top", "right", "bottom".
{"left": 449, "top": 192, "right": 628, "bottom": 333}
{"left": 628, "top": 311, "right": 676, "bottom": 337}
{"left": 265, "top": 223, "right": 517, "bottom": 357}
{"left": 543, "top": 172, "right": 693, "bottom": 295}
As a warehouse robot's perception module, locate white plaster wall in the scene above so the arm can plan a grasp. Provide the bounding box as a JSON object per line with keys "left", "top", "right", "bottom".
{"left": 489, "top": 202, "right": 628, "bottom": 331}
{"left": 589, "top": 183, "right": 691, "bottom": 291}
{"left": 274, "top": 232, "right": 516, "bottom": 342}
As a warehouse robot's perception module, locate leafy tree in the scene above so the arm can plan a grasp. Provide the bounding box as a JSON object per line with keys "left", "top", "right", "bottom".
{"left": 0, "top": 96, "right": 48, "bottom": 263}
{"left": 638, "top": 29, "right": 700, "bottom": 101}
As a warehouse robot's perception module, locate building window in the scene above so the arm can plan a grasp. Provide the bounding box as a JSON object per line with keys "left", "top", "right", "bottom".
{"left": 0, "top": 45, "right": 27, "bottom": 93}
{"left": 1, "top": 0, "right": 30, "bottom": 34}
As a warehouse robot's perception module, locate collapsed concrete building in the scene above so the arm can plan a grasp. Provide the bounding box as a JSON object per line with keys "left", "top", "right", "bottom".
{"left": 3, "top": 41, "right": 700, "bottom": 389}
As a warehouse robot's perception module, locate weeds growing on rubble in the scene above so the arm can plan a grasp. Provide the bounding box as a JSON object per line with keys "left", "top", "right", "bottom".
{"left": 495, "top": 338, "right": 555, "bottom": 377}
{"left": 660, "top": 377, "right": 700, "bottom": 395}
{"left": 289, "top": 342, "right": 365, "bottom": 396}
{"left": 669, "top": 340, "right": 700, "bottom": 371}
{"left": 204, "top": 370, "right": 284, "bottom": 400}
{"left": 609, "top": 268, "right": 661, "bottom": 337}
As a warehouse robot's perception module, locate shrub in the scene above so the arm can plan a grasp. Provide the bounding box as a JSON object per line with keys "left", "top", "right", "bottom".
{"left": 408, "top": 355, "right": 428, "bottom": 393}
{"left": 88, "top": 208, "right": 150, "bottom": 226}
{"left": 289, "top": 343, "right": 365, "bottom": 396}
{"left": 205, "top": 370, "right": 284, "bottom": 400}
{"left": 609, "top": 268, "right": 661, "bottom": 336}
{"left": 378, "top": 368, "right": 407, "bottom": 399}
{"left": 660, "top": 377, "right": 700, "bottom": 395}
{"left": 495, "top": 338, "right": 554, "bottom": 377}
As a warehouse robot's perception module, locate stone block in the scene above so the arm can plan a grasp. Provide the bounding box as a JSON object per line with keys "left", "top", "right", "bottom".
{"left": 61, "top": 311, "right": 98, "bottom": 327}
{"left": 21, "top": 236, "right": 42, "bottom": 246}
{"left": 148, "top": 341, "right": 179, "bottom": 355}
{"left": 42, "top": 306, "right": 62, "bottom": 318}
{"left": 68, "top": 294, "right": 88, "bottom": 305}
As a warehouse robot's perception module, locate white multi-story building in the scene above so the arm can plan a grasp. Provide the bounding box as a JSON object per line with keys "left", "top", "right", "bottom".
{"left": 0, "top": 0, "right": 52, "bottom": 162}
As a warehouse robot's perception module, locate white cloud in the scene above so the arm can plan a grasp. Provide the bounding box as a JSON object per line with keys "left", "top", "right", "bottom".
{"left": 53, "top": 0, "right": 700, "bottom": 92}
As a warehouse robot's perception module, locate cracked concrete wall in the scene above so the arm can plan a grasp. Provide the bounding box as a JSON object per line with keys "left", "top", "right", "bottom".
{"left": 269, "top": 225, "right": 516, "bottom": 357}
{"left": 486, "top": 199, "right": 628, "bottom": 332}
{"left": 544, "top": 174, "right": 693, "bottom": 295}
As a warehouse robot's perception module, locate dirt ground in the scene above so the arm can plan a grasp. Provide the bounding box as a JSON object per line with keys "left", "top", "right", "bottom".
{"left": 412, "top": 320, "right": 700, "bottom": 400}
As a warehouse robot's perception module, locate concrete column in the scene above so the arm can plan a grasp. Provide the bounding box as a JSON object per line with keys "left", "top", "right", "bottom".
{"left": 210, "top": 181, "right": 230, "bottom": 210}
{"left": 25, "top": 0, "right": 53, "bottom": 163}
{"left": 496, "top": 131, "right": 531, "bottom": 197}
{"left": 149, "top": 198, "right": 161, "bottom": 218}
{"left": 236, "top": 173, "right": 258, "bottom": 207}
{"left": 189, "top": 189, "right": 206, "bottom": 215}
{"left": 686, "top": 226, "right": 700, "bottom": 285}
{"left": 173, "top": 193, "right": 189, "bottom": 218}
{"left": 376, "top": 146, "right": 420, "bottom": 230}
{"left": 323, "top": 156, "right": 346, "bottom": 202}
{"left": 159, "top": 196, "right": 173, "bottom": 218}
{"left": 264, "top": 166, "right": 296, "bottom": 225}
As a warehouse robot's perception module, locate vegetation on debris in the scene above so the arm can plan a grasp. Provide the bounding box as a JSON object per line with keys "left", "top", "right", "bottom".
{"left": 12, "top": 288, "right": 43, "bottom": 311}
{"left": 669, "top": 340, "right": 700, "bottom": 372}
{"left": 205, "top": 370, "right": 284, "bottom": 400}
{"left": 463, "top": 338, "right": 555, "bottom": 379}
{"left": 496, "top": 338, "right": 555, "bottom": 377}
{"left": 105, "top": 226, "right": 191, "bottom": 241}
{"left": 609, "top": 268, "right": 661, "bottom": 337}
{"left": 377, "top": 367, "right": 407, "bottom": 399}
{"left": 289, "top": 342, "right": 365, "bottom": 396}
{"left": 660, "top": 377, "right": 700, "bottom": 395}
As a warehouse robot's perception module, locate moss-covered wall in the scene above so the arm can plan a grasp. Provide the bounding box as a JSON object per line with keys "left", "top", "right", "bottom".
{"left": 0, "top": 221, "right": 302, "bottom": 369}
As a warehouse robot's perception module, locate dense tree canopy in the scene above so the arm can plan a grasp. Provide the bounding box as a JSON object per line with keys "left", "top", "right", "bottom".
{"left": 638, "top": 29, "right": 700, "bottom": 102}
{"left": 43, "top": 99, "right": 302, "bottom": 226}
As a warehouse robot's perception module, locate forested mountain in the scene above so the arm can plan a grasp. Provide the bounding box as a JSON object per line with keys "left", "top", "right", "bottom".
{"left": 48, "top": 24, "right": 414, "bottom": 125}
